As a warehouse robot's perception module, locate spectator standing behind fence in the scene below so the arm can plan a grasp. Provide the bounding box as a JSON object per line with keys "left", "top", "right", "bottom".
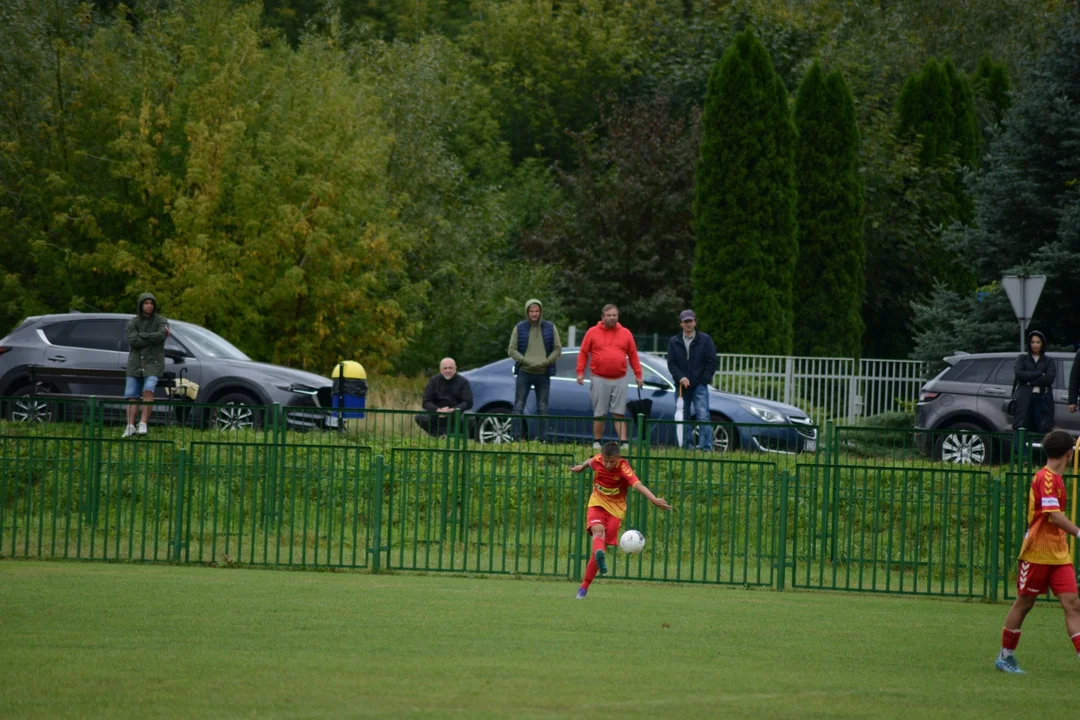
{"left": 576, "top": 304, "right": 642, "bottom": 450}
{"left": 666, "top": 310, "right": 717, "bottom": 451}
{"left": 415, "top": 358, "right": 473, "bottom": 437}
{"left": 508, "top": 298, "right": 561, "bottom": 442}
{"left": 1013, "top": 330, "right": 1055, "bottom": 434}
{"left": 123, "top": 292, "right": 168, "bottom": 438}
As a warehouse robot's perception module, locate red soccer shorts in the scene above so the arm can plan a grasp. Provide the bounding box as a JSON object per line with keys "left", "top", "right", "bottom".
{"left": 1017, "top": 560, "right": 1078, "bottom": 597}
{"left": 587, "top": 506, "right": 622, "bottom": 546}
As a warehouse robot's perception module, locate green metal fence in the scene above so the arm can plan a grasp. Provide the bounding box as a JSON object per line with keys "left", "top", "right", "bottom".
{"left": 3, "top": 406, "right": 1075, "bottom": 600}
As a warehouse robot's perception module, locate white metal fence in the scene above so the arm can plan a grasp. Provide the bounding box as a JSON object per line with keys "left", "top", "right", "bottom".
{"left": 565, "top": 326, "right": 928, "bottom": 425}
{"left": 713, "top": 354, "right": 928, "bottom": 425}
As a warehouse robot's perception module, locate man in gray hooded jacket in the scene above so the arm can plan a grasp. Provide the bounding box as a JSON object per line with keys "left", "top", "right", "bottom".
{"left": 123, "top": 292, "right": 169, "bottom": 437}
{"left": 508, "top": 299, "right": 561, "bottom": 441}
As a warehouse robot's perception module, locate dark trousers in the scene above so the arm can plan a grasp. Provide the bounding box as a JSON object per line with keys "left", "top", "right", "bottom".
{"left": 415, "top": 412, "right": 453, "bottom": 437}
{"left": 512, "top": 371, "right": 550, "bottom": 440}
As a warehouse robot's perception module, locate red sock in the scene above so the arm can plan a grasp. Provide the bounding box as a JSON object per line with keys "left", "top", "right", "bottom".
{"left": 592, "top": 535, "right": 606, "bottom": 555}
{"left": 582, "top": 558, "right": 598, "bottom": 590}
{"left": 1002, "top": 627, "right": 1021, "bottom": 651}
{"left": 1071, "top": 633, "right": 1080, "bottom": 654}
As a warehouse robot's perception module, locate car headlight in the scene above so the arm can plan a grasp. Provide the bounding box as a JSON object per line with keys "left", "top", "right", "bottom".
{"left": 275, "top": 383, "right": 319, "bottom": 395}
{"left": 738, "top": 402, "right": 787, "bottom": 424}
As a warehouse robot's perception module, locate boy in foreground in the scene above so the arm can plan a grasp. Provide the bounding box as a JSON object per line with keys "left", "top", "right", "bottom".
{"left": 996, "top": 429, "right": 1080, "bottom": 673}
{"left": 570, "top": 442, "right": 671, "bottom": 599}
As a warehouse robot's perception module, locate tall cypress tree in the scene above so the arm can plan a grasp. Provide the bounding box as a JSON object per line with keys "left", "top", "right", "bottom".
{"left": 897, "top": 59, "right": 955, "bottom": 167}
{"left": 793, "top": 62, "right": 865, "bottom": 358}
{"left": 692, "top": 29, "right": 797, "bottom": 355}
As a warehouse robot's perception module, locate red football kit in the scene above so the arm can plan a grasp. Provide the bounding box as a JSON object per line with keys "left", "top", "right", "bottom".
{"left": 585, "top": 454, "right": 640, "bottom": 544}
{"left": 1016, "top": 467, "right": 1077, "bottom": 597}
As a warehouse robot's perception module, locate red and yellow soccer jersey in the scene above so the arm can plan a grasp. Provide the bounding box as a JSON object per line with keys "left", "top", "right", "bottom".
{"left": 586, "top": 455, "right": 640, "bottom": 520}
{"left": 1018, "top": 467, "right": 1071, "bottom": 565}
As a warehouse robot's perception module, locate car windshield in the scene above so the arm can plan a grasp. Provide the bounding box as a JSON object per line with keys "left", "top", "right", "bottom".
{"left": 172, "top": 323, "right": 250, "bottom": 360}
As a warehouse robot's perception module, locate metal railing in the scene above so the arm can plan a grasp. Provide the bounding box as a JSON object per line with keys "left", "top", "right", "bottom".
{"left": 2, "top": 416, "right": 1070, "bottom": 600}
{"left": 713, "top": 354, "right": 927, "bottom": 425}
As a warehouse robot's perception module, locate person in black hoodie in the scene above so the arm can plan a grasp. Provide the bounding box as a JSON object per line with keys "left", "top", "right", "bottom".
{"left": 1013, "top": 330, "right": 1055, "bottom": 434}
{"left": 415, "top": 358, "right": 473, "bottom": 437}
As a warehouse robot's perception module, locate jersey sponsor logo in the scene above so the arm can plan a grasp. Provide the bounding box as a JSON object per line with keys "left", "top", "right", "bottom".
{"left": 594, "top": 484, "right": 620, "bottom": 496}
{"left": 1041, "top": 496, "right": 1061, "bottom": 509}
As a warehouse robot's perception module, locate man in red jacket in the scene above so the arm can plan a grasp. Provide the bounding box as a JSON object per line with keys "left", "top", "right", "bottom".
{"left": 576, "top": 305, "right": 643, "bottom": 449}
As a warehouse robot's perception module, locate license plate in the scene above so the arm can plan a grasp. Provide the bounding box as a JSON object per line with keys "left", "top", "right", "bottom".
{"left": 804, "top": 439, "right": 816, "bottom": 453}
{"left": 325, "top": 415, "right": 340, "bottom": 429}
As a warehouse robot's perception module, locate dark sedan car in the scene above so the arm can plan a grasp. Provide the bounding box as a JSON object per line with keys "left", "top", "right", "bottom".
{"left": 0, "top": 313, "right": 333, "bottom": 430}
{"left": 460, "top": 350, "right": 817, "bottom": 453}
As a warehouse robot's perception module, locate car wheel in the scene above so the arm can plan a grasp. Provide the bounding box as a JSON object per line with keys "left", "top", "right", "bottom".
{"left": 7, "top": 385, "right": 55, "bottom": 424}
{"left": 475, "top": 405, "right": 516, "bottom": 445}
{"left": 692, "top": 415, "right": 737, "bottom": 453}
{"left": 934, "top": 422, "right": 990, "bottom": 465}
{"left": 212, "top": 392, "right": 263, "bottom": 431}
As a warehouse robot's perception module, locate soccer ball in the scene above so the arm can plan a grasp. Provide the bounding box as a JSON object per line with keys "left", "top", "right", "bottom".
{"left": 619, "top": 529, "right": 646, "bottom": 554}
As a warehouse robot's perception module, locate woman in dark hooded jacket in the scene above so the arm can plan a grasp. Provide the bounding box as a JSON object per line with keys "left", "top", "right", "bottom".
{"left": 1012, "top": 330, "right": 1055, "bottom": 433}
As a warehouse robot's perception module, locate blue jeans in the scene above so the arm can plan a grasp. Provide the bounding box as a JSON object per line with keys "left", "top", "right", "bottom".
{"left": 512, "top": 371, "right": 550, "bottom": 440}
{"left": 124, "top": 375, "right": 159, "bottom": 399}
{"left": 684, "top": 384, "right": 711, "bottom": 450}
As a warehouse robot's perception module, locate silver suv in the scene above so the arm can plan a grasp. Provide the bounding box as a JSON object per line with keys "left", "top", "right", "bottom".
{"left": 0, "top": 313, "right": 333, "bottom": 429}
{"left": 915, "top": 351, "right": 1077, "bottom": 462}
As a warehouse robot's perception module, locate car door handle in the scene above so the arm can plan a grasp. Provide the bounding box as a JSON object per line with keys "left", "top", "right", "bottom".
{"left": 982, "top": 387, "right": 1007, "bottom": 396}
{"left": 47, "top": 355, "right": 66, "bottom": 363}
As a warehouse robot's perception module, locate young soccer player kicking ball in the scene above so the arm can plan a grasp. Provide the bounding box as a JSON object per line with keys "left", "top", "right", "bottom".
{"left": 569, "top": 442, "right": 672, "bottom": 599}
{"left": 996, "top": 429, "right": 1080, "bottom": 673}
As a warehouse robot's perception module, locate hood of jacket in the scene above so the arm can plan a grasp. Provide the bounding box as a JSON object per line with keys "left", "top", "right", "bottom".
{"left": 1027, "top": 330, "right": 1047, "bottom": 351}
{"left": 137, "top": 292, "right": 158, "bottom": 316}
{"left": 525, "top": 298, "right": 543, "bottom": 322}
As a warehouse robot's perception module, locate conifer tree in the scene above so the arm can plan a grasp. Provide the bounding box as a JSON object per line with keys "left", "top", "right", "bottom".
{"left": 691, "top": 29, "right": 797, "bottom": 354}
{"left": 793, "top": 62, "right": 864, "bottom": 357}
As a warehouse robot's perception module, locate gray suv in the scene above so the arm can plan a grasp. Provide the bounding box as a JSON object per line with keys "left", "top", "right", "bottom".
{"left": 915, "top": 351, "right": 1077, "bottom": 462}
{"left": 0, "top": 313, "right": 333, "bottom": 430}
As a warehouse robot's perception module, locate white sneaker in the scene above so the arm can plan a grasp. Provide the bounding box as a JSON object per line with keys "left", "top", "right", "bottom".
{"left": 620, "top": 443, "right": 629, "bottom": 452}
{"left": 122, "top": 424, "right": 136, "bottom": 438}
{"left": 592, "top": 441, "right": 601, "bottom": 450}
{"left": 137, "top": 422, "right": 148, "bottom": 435}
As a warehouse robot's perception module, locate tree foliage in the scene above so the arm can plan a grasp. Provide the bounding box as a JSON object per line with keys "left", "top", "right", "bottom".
{"left": 520, "top": 98, "right": 700, "bottom": 333}
{"left": 914, "top": 8, "right": 1080, "bottom": 359}
{"left": 793, "top": 62, "right": 864, "bottom": 358}
{"left": 692, "top": 29, "right": 797, "bottom": 355}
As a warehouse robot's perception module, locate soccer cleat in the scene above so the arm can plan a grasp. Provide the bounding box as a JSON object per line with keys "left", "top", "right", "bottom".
{"left": 122, "top": 424, "right": 137, "bottom": 438}
{"left": 137, "top": 422, "right": 148, "bottom": 435}
{"left": 595, "top": 548, "right": 608, "bottom": 575}
{"left": 575, "top": 588, "right": 587, "bottom": 600}
{"left": 995, "top": 655, "right": 1024, "bottom": 674}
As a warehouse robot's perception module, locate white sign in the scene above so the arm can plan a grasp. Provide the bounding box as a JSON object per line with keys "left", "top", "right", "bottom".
{"left": 1001, "top": 275, "right": 1047, "bottom": 351}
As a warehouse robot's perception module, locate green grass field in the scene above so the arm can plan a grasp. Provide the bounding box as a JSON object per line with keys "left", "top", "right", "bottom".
{"left": 1, "top": 561, "right": 1076, "bottom": 718}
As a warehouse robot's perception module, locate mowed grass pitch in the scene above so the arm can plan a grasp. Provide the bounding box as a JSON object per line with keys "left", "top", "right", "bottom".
{"left": 1, "top": 563, "right": 1077, "bottom": 719}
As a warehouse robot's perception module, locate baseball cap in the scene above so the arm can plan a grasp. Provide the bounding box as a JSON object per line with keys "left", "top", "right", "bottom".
{"left": 679, "top": 310, "right": 696, "bottom": 322}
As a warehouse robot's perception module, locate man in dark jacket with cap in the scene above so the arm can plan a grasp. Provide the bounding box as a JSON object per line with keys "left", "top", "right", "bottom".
{"left": 124, "top": 292, "right": 169, "bottom": 437}
{"left": 667, "top": 310, "right": 718, "bottom": 451}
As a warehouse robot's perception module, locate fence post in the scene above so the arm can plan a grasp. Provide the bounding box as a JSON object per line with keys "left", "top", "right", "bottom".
{"left": 783, "top": 356, "right": 794, "bottom": 407}
{"left": 172, "top": 448, "right": 187, "bottom": 563}
{"left": 990, "top": 477, "right": 1001, "bottom": 602}
{"left": 821, "top": 419, "right": 834, "bottom": 561}
{"left": 568, "top": 325, "right": 576, "bottom": 348}
{"left": 777, "top": 470, "right": 790, "bottom": 592}
{"left": 371, "top": 454, "right": 384, "bottom": 572}
{"left": 573, "top": 462, "right": 586, "bottom": 582}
